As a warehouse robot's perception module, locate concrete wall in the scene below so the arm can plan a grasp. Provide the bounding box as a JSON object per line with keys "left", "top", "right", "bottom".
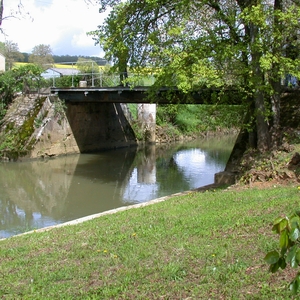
{"left": 30, "top": 96, "right": 137, "bottom": 158}
{"left": 65, "top": 101, "right": 137, "bottom": 152}
{"left": 29, "top": 97, "right": 80, "bottom": 158}
{"left": 0, "top": 95, "right": 137, "bottom": 160}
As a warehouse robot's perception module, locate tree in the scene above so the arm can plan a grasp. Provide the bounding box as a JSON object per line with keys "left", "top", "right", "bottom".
{"left": 3, "top": 40, "right": 24, "bottom": 70}
{"left": 28, "top": 44, "right": 54, "bottom": 68}
{"left": 0, "top": 1, "right": 31, "bottom": 31}
{"left": 76, "top": 57, "right": 97, "bottom": 74}
{"left": 0, "top": 64, "right": 44, "bottom": 113}
{"left": 0, "top": 0, "right": 3, "bottom": 26}
{"left": 0, "top": 41, "right": 4, "bottom": 53}
{"left": 89, "top": 2, "right": 131, "bottom": 84}
{"left": 90, "top": 0, "right": 300, "bottom": 153}
{"left": 76, "top": 57, "right": 98, "bottom": 85}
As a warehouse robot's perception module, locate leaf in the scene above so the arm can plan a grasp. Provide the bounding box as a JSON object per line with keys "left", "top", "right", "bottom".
{"left": 291, "top": 227, "right": 300, "bottom": 242}
{"left": 272, "top": 217, "right": 285, "bottom": 233}
{"left": 278, "top": 257, "right": 287, "bottom": 270}
{"left": 279, "top": 218, "right": 288, "bottom": 232}
{"left": 296, "top": 249, "right": 300, "bottom": 266}
{"left": 269, "top": 262, "right": 280, "bottom": 273}
{"left": 290, "top": 277, "right": 300, "bottom": 295}
{"left": 264, "top": 250, "right": 280, "bottom": 264}
{"left": 287, "top": 245, "right": 298, "bottom": 267}
{"left": 279, "top": 231, "right": 289, "bottom": 251}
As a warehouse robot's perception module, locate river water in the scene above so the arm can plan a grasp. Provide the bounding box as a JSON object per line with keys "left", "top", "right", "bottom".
{"left": 0, "top": 134, "right": 236, "bottom": 239}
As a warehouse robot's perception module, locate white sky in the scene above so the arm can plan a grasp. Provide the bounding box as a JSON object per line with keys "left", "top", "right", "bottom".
{"left": 0, "top": 0, "right": 109, "bottom": 57}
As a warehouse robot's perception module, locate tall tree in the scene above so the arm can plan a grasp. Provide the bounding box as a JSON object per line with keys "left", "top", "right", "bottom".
{"left": 3, "top": 40, "right": 24, "bottom": 70}
{"left": 0, "top": 41, "right": 4, "bottom": 53}
{"left": 91, "top": 0, "right": 300, "bottom": 153}
{"left": 28, "top": 44, "right": 54, "bottom": 68}
{"left": 0, "top": 1, "right": 31, "bottom": 30}
{"left": 0, "top": 0, "right": 3, "bottom": 26}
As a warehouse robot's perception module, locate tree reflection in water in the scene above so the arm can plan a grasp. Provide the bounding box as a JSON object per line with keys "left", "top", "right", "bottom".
{"left": 0, "top": 134, "right": 236, "bottom": 238}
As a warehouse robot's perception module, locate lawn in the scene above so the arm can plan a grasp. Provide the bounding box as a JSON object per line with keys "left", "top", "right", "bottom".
{"left": 0, "top": 185, "right": 299, "bottom": 299}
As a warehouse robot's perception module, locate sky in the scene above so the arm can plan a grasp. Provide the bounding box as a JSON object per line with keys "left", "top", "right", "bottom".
{"left": 0, "top": 0, "right": 109, "bottom": 57}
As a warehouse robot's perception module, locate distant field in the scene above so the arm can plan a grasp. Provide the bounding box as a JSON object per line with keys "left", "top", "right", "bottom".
{"left": 14, "top": 62, "right": 78, "bottom": 69}
{"left": 13, "top": 62, "right": 111, "bottom": 71}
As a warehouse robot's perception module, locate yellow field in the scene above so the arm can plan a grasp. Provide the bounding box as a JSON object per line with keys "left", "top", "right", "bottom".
{"left": 13, "top": 62, "right": 110, "bottom": 71}
{"left": 14, "top": 62, "right": 79, "bottom": 69}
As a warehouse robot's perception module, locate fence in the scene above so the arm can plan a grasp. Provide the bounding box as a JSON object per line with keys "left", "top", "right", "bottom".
{"left": 42, "top": 61, "right": 156, "bottom": 88}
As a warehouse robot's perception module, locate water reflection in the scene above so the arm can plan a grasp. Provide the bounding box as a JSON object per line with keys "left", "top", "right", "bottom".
{"left": 0, "top": 135, "right": 236, "bottom": 238}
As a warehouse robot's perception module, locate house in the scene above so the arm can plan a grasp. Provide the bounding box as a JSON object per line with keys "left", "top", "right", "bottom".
{"left": 0, "top": 53, "right": 5, "bottom": 71}
{"left": 41, "top": 68, "right": 80, "bottom": 79}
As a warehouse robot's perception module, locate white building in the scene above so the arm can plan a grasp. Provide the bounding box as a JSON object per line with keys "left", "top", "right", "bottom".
{"left": 0, "top": 53, "right": 5, "bottom": 71}
{"left": 41, "top": 68, "right": 80, "bottom": 79}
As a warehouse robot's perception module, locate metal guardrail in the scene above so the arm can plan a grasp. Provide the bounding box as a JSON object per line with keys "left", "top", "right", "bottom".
{"left": 51, "top": 72, "right": 156, "bottom": 88}
{"left": 42, "top": 62, "right": 156, "bottom": 88}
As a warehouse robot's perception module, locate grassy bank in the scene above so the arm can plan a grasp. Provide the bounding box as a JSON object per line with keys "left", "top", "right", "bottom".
{"left": 128, "top": 104, "right": 243, "bottom": 141}
{"left": 1, "top": 185, "right": 299, "bottom": 299}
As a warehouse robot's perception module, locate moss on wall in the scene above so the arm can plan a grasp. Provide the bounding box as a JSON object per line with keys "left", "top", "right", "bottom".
{"left": 0, "top": 96, "right": 47, "bottom": 160}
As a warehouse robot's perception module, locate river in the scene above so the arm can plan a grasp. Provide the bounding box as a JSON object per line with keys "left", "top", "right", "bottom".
{"left": 0, "top": 134, "right": 236, "bottom": 239}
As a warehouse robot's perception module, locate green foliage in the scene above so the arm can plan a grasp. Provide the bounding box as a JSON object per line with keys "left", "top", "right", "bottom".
{"left": 50, "top": 75, "right": 81, "bottom": 88}
{"left": 53, "top": 98, "right": 67, "bottom": 118}
{"left": 265, "top": 210, "right": 300, "bottom": 294}
{"left": 28, "top": 44, "right": 54, "bottom": 68}
{"left": 156, "top": 104, "right": 243, "bottom": 134}
{"left": 0, "top": 128, "right": 18, "bottom": 151}
{"left": 0, "top": 64, "right": 43, "bottom": 121}
{"left": 92, "top": 0, "right": 300, "bottom": 151}
{"left": 0, "top": 71, "right": 17, "bottom": 110}
{"left": 130, "top": 122, "right": 144, "bottom": 140}
{"left": 0, "top": 97, "right": 46, "bottom": 157}
{"left": 3, "top": 40, "right": 24, "bottom": 70}
{"left": 156, "top": 104, "right": 179, "bottom": 125}
{"left": 76, "top": 57, "right": 98, "bottom": 75}
{"left": 127, "top": 103, "right": 137, "bottom": 119}
{"left": 0, "top": 186, "right": 299, "bottom": 298}
{"left": 34, "top": 116, "right": 44, "bottom": 128}
{"left": 125, "top": 103, "right": 242, "bottom": 141}
{"left": 0, "top": 64, "right": 44, "bottom": 118}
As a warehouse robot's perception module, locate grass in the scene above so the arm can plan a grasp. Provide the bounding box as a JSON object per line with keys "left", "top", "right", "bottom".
{"left": 0, "top": 184, "right": 299, "bottom": 299}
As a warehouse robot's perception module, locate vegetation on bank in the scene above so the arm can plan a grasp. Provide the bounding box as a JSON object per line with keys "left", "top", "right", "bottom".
{"left": 0, "top": 70, "right": 242, "bottom": 160}
{"left": 0, "top": 183, "right": 299, "bottom": 299}
{"left": 0, "top": 124, "right": 299, "bottom": 298}
{"left": 128, "top": 103, "right": 243, "bottom": 142}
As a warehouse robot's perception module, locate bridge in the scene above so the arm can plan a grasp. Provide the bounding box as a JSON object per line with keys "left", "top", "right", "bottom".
{"left": 50, "top": 86, "right": 241, "bottom": 104}
{"left": 47, "top": 63, "right": 295, "bottom": 104}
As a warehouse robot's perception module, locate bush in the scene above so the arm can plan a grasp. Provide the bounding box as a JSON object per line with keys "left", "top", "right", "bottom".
{"left": 265, "top": 210, "right": 300, "bottom": 294}
{"left": 156, "top": 104, "right": 243, "bottom": 134}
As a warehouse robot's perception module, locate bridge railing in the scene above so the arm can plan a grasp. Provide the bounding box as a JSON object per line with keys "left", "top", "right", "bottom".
{"left": 41, "top": 62, "right": 156, "bottom": 88}
{"left": 47, "top": 71, "right": 156, "bottom": 88}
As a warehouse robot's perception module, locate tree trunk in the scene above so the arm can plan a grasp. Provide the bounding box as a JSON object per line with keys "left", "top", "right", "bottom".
{"left": 270, "top": 81, "right": 282, "bottom": 149}
{"left": 254, "top": 90, "right": 271, "bottom": 152}
{"left": 249, "top": 22, "right": 271, "bottom": 152}
{"left": 0, "top": 0, "right": 3, "bottom": 26}
{"left": 120, "top": 65, "right": 128, "bottom": 86}
{"left": 269, "top": 0, "right": 284, "bottom": 149}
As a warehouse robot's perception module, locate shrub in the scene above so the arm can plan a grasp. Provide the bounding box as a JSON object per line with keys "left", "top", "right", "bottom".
{"left": 264, "top": 210, "right": 300, "bottom": 294}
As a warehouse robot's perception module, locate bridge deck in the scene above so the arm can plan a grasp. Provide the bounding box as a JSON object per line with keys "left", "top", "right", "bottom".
{"left": 51, "top": 86, "right": 298, "bottom": 104}
{"left": 50, "top": 86, "right": 237, "bottom": 104}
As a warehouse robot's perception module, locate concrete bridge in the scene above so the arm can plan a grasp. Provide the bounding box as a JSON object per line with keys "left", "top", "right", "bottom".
{"left": 49, "top": 86, "right": 241, "bottom": 148}
{"left": 50, "top": 86, "right": 241, "bottom": 104}
{"left": 49, "top": 86, "right": 298, "bottom": 150}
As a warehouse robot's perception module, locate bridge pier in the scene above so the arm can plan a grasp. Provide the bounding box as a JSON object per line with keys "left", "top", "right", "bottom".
{"left": 138, "top": 104, "right": 156, "bottom": 143}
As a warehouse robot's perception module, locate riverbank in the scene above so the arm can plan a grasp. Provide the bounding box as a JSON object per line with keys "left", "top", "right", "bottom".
{"left": 0, "top": 182, "right": 298, "bottom": 299}
{"left": 1, "top": 141, "right": 300, "bottom": 298}
{"left": 0, "top": 183, "right": 219, "bottom": 241}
